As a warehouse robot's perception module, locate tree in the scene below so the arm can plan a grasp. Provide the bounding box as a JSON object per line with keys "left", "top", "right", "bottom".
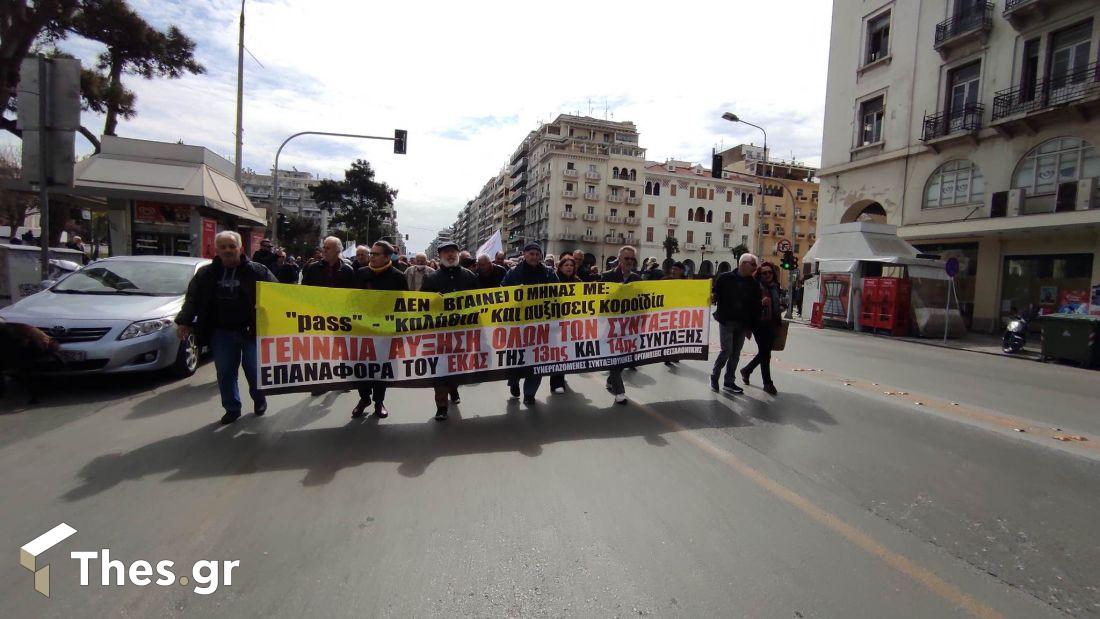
{"left": 71, "top": 0, "right": 204, "bottom": 136}
{"left": 280, "top": 214, "right": 320, "bottom": 260}
{"left": 0, "top": 146, "right": 36, "bottom": 238}
{"left": 662, "top": 234, "right": 679, "bottom": 261}
{"left": 730, "top": 243, "right": 749, "bottom": 261}
{"left": 0, "top": 1, "right": 80, "bottom": 137}
{"left": 311, "top": 159, "right": 398, "bottom": 246}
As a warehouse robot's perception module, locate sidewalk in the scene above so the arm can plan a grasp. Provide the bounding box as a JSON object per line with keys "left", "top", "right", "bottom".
{"left": 788, "top": 316, "right": 1042, "bottom": 361}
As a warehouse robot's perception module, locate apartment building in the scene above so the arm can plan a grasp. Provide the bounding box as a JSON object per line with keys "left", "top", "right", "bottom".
{"left": 719, "top": 144, "right": 821, "bottom": 282}
{"left": 241, "top": 168, "right": 323, "bottom": 222}
{"left": 819, "top": 0, "right": 1100, "bottom": 330}
{"left": 638, "top": 160, "right": 759, "bottom": 275}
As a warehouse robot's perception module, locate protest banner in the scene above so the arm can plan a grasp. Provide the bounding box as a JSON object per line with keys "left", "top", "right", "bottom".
{"left": 256, "top": 279, "right": 710, "bottom": 394}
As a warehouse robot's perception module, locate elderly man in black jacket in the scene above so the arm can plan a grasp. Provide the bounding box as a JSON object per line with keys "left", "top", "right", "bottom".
{"left": 176, "top": 231, "right": 276, "bottom": 424}
{"left": 251, "top": 238, "right": 279, "bottom": 272}
{"left": 600, "top": 245, "right": 642, "bottom": 405}
{"left": 711, "top": 252, "right": 762, "bottom": 394}
{"left": 302, "top": 236, "right": 357, "bottom": 288}
{"left": 474, "top": 254, "right": 507, "bottom": 289}
{"left": 352, "top": 240, "right": 407, "bottom": 419}
{"left": 501, "top": 242, "right": 559, "bottom": 404}
{"left": 421, "top": 241, "right": 479, "bottom": 420}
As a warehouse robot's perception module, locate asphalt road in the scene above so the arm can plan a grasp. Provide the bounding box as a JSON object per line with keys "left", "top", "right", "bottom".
{"left": 1, "top": 324, "right": 1097, "bottom": 618}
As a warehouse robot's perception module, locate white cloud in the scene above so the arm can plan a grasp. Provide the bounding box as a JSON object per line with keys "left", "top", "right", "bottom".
{"left": 2, "top": 0, "right": 831, "bottom": 252}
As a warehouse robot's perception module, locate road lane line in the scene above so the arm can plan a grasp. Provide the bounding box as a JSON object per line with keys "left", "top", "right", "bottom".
{"left": 626, "top": 399, "right": 1004, "bottom": 619}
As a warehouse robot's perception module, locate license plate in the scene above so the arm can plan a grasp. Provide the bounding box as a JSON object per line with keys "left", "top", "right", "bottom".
{"left": 60, "top": 349, "right": 86, "bottom": 363}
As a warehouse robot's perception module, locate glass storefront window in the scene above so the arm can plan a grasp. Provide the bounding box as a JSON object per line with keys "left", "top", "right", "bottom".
{"left": 1000, "top": 254, "right": 1093, "bottom": 322}
{"left": 914, "top": 243, "right": 978, "bottom": 328}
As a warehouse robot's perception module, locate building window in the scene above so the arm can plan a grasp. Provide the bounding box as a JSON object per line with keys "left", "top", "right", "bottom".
{"left": 566, "top": 182, "right": 574, "bottom": 191}
{"left": 1013, "top": 137, "right": 1099, "bottom": 196}
{"left": 588, "top": 164, "right": 597, "bottom": 172}
{"left": 565, "top": 204, "right": 573, "bottom": 212}
{"left": 645, "top": 181, "right": 653, "bottom": 195}
{"left": 690, "top": 186, "right": 696, "bottom": 199}
{"left": 586, "top": 227, "right": 593, "bottom": 237}
{"left": 742, "top": 235, "right": 748, "bottom": 246}
{"left": 610, "top": 208, "right": 618, "bottom": 216}
{"left": 742, "top": 214, "right": 749, "bottom": 226}
{"left": 647, "top": 204, "right": 655, "bottom": 217}
{"left": 706, "top": 210, "right": 713, "bottom": 223}
{"left": 669, "top": 205, "right": 676, "bottom": 217}
{"left": 924, "top": 160, "right": 985, "bottom": 209}
{"left": 865, "top": 11, "right": 890, "bottom": 65}
{"left": 724, "top": 211, "right": 731, "bottom": 223}
{"left": 812, "top": 191, "right": 819, "bottom": 201}
{"left": 727, "top": 190, "right": 733, "bottom": 202}
{"left": 747, "top": 194, "right": 754, "bottom": 206}
{"left": 708, "top": 188, "right": 715, "bottom": 200}
{"left": 859, "top": 96, "right": 885, "bottom": 146}
{"left": 653, "top": 182, "right": 661, "bottom": 196}
{"left": 587, "top": 205, "right": 595, "bottom": 215}
{"left": 667, "top": 229, "right": 675, "bottom": 239}
{"left": 722, "top": 234, "right": 730, "bottom": 247}
{"left": 740, "top": 193, "right": 747, "bottom": 205}
{"left": 646, "top": 227, "right": 654, "bottom": 242}
{"left": 670, "top": 184, "right": 677, "bottom": 197}
{"left": 796, "top": 188, "right": 804, "bottom": 198}
{"left": 705, "top": 232, "right": 712, "bottom": 245}
{"left": 688, "top": 209, "right": 694, "bottom": 221}
{"left": 686, "top": 231, "right": 694, "bottom": 243}
{"left": 567, "top": 162, "right": 575, "bottom": 170}
{"left": 628, "top": 210, "right": 635, "bottom": 217}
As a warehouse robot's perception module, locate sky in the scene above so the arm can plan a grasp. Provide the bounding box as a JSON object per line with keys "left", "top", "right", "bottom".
{"left": 3, "top": 0, "right": 832, "bottom": 253}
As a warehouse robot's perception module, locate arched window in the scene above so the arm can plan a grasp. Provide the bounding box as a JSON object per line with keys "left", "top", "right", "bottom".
{"left": 747, "top": 194, "right": 753, "bottom": 206}
{"left": 924, "top": 160, "right": 985, "bottom": 209}
{"left": 695, "top": 207, "right": 705, "bottom": 221}
{"left": 612, "top": 167, "right": 620, "bottom": 178}
{"left": 645, "top": 181, "right": 652, "bottom": 195}
{"left": 1013, "top": 137, "right": 1099, "bottom": 196}
{"left": 629, "top": 169, "right": 637, "bottom": 180}
{"left": 706, "top": 210, "right": 713, "bottom": 223}
{"left": 653, "top": 182, "right": 661, "bottom": 196}
{"left": 687, "top": 210, "right": 694, "bottom": 221}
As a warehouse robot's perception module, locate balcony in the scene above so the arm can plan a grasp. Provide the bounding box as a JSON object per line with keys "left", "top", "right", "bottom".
{"left": 583, "top": 191, "right": 599, "bottom": 201}
{"left": 509, "top": 173, "right": 526, "bottom": 190}
{"left": 582, "top": 213, "right": 599, "bottom": 222}
{"left": 666, "top": 217, "right": 679, "bottom": 226}
{"left": 626, "top": 196, "right": 640, "bottom": 205}
{"left": 991, "top": 62, "right": 1100, "bottom": 130}
{"left": 700, "top": 244, "right": 715, "bottom": 253}
{"left": 684, "top": 242, "right": 699, "bottom": 251}
{"left": 562, "top": 190, "right": 577, "bottom": 198}
{"left": 921, "top": 103, "right": 984, "bottom": 148}
{"left": 605, "top": 235, "right": 626, "bottom": 244}
{"left": 510, "top": 204, "right": 524, "bottom": 216}
{"left": 934, "top": 3, "right": 993, "bottom": 56}
{"left": 607, "top": 194, "right": 625, "bottom": 203}
{"left": 581, "top": 234, "right": 599, "bottom": 243}
{"left": 558, "top": 232, "right": 577, "bottom": 241}
{"left": 722, "top": 222, "right": 736, "bottom": 230}
{"left": 510, "top": 157, "right": 527, "bottom": 175}
{"left": 606, "top": 215, "right": 623, "bottom": 224}
{"left": 560, "top": 210, "right": 576, "bottom": 220}
{"left": 509, "top": 191, "right": 526, "bottom": 205}
{"left": 624, "top": 217, "right": 640, "bottom": 226}
{"left": 564, "top": 168, "right": 579, "bottom": 178}
{"left": 585, "top": 171, "right": 601, "bottom": 180}
{"left": 1003, "top": 0, "right": 1057, "bottom": 29}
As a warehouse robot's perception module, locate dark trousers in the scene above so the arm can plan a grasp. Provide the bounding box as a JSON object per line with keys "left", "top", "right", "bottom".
{"left": 211, "top": 328, "right": 265, "bottom": 413}
{"left": 712, "top": 321, "right": 747, "bottom": 384}
{"left": 549, "top": 374, "right": 567, "bottom": 391}
{"left": 357, "top": 383, "right": 386, "bottom": 404}
{"left": 433, "top": 380, "right": 458, "bottom": 409}
{"left": 743, "top": 324, "right": 775, "bottom": 384}
{"left": 606, "top": 368, "right": 625, "bottom": 396}
{"left": 507, "top": 371, "right": 542, "bottom": 399}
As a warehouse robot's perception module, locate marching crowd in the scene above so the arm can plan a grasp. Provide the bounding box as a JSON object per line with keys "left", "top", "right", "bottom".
{"left": 174, "top": 231, "right": 785, "bottom": 426}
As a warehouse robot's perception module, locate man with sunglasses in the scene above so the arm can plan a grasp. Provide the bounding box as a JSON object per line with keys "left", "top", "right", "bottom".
{"left": 352, "top": 240, "right": 407, "bottom": 419}
{"left": 600, "top": 245, "right": 642, "bottom": 405}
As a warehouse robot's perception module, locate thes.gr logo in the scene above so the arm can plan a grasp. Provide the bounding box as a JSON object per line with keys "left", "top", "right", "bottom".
{"left": 20, "top": 523, "right": 77, "bottom": 597}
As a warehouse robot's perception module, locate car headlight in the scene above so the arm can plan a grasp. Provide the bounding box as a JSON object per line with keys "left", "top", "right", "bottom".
{"left": 118, "top": 317, "right": 176, "bottom": 341}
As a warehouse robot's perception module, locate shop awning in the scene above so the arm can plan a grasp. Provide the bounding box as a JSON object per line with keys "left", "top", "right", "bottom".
{"left": 808, "top": 222, "right": 946, "bottom": 273}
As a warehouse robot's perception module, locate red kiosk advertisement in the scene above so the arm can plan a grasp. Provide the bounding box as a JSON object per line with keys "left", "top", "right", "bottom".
{"left": 201, "top": 218, "right": 217, "bottom": 259}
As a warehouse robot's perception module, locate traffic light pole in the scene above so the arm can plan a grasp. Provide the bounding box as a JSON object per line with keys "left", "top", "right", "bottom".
{"left": 271, "top": 130, "right": 405, "bottom": 246}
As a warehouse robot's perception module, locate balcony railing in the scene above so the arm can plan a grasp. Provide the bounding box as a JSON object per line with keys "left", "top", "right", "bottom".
{"left": 934, "top": 3, "right": 993, "bottom": 50}
{"left": 605, "top": 235, "right": 625, "bottom": 244}
{"left": 624, "top": 217, "right": 640, "bottom": 226}
{"left": 564, "top": 169, "right": 579, "bottom": 178}
{"left": 509, "top": 173, "right": 526, "bottom": 190}
{"left": 607, "top": 194, "right": 624, "bottom": 203}
{"left": 582, "top": 213, "right": 599, "bottom": 222}
{"left": 585, "top": 171, "right": 601, "bottom": 180}
{"left": 992, "top": 62, "right": 1100, "bottom": 121}
{"left": 722, "top": 222, "right": 736, "bottom": 230}
{"left": 606, "top": 215, "right": 623, "bottom": 224}
{"left": 684, "top": 242, "right": 699, "bottom": 251}
{"left": 581, "top": 234, "right": 599, "bottom": 243}
{"left": 626, "top": 196, "right": 640, "bottom": 204}
{"left": 560, "top": 210, "right": 576, "bottom": 219}
{"left": 583, "top": 191, "right": 599, "bottom": 201}
{"left": 558, "top": 232, "right": 577, "bottom": 241}
{"left": 700, "top": 244, "right": 715, "bottom": 253}
{"left": 666, "top": 217, "right": 679, "bottom": 226}
{"left": 921, "top": 103, "right": 984, "bottom": 141}
{"left": 562, "top": 190, "right": 576, "bottom": 198}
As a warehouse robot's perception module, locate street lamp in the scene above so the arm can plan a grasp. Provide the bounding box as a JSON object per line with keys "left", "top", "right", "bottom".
{"left": 721, "top": 112, "right": 767, "bottom": 167}
{"left": 271, "top": 129, "right": 406, "bottom": 245}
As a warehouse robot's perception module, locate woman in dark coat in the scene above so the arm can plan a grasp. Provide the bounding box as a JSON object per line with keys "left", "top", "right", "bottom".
{"left": 740, "top": 261, "right": 782, "bottom": 395}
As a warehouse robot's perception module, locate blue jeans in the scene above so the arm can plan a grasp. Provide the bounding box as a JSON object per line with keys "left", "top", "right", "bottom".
{"left": 211, "top": 329, "right": 265, "bottom": 413}
{"left": 507, "top": 373, "right": 543, "bottom": 399}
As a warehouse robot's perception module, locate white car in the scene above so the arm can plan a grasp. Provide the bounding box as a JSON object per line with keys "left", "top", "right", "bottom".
{"left": 0, "top": 255, "right": 209, "bottom": 376}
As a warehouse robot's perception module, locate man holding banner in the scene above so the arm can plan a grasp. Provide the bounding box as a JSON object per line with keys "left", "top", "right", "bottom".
{"left": 420, "top": 241, "right": 479, "bottom": 420}
{"left": 351, "top": 240, "right": 407, "bottom": 419}
{"left": 600, "top": 245, "right": 642, "bottom": 405}
{"left": 501, "top": 243, "right": 559, "bottom": 404}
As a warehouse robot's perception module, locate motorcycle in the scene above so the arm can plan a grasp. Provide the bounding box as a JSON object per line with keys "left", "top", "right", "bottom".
{"left": 1002, "top": 306, "right": 1036, "bottom": 354}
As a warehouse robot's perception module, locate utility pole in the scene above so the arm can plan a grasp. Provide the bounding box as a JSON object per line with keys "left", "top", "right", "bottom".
{"left": 233, "top": 0, "right": 245, "bottom": 182}
{"left": 36, "top": 60, "right": 50, "bottom": 275}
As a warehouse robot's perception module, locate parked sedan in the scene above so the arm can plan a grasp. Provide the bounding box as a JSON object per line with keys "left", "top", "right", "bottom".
{"left": 0, "top": 255, "right": 209, "bottom": 376}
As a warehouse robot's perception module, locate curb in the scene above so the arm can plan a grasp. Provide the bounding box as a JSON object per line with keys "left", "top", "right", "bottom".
{"left": 789, "top": 321, "right": 1044, "bottom": 363}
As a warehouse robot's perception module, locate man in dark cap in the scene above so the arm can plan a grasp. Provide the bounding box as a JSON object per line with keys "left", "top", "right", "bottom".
{"left": 421, "top": 241, "right": 479, "bottom": 420}
{"left": 501, "top": 242, "right": 558, "bottom": 404}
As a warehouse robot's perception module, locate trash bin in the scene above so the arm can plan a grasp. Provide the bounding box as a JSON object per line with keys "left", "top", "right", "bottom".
{"left": 1037, "top": 314, "right": 1100, "bottom": 368}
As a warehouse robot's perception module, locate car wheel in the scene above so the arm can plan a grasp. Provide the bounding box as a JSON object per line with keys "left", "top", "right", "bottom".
{"left": 171, "top": 333, "right": 199, "bottom": 378}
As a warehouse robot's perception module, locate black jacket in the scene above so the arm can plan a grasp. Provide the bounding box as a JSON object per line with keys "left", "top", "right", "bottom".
{"left": 302, "top": 259, "right": 357, "bottom": 288}
{"left": 643, "top": 265, "right": 665, "bottom": 280}
{"left": 421, "top": 265, "right": 479, "bottom": 294}
{"left": 474, "top": 263, "right": 507, "bottom": 289}
{"left": 275, "top": 263, "right": 300, "bottom": 284}
{"left": 357, "top": 264, "right": 408, "bottom": 291}
{"left": 600, "top": 268, "right": 642, "bottom": 284}
{"left": 502, "top": 261, "right": 558, "bottom": 286}
{"left": 713, "top": 270, "right": 762, "bottom": 326}
{"left": 175, "top": 255, "right": 276, "bottom": 344}
{"left": 252, "top": 248, "right": 279, "bottom": 272}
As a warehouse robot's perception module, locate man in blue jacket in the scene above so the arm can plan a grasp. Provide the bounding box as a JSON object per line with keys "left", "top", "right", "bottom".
{"left": 501, "top": 242, "right": 559, "bottom": 404}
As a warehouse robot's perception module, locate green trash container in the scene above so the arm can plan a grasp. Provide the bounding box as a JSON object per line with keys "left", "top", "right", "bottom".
{"left": 1037, "top": 314, "right": 1100, "bottom": 368}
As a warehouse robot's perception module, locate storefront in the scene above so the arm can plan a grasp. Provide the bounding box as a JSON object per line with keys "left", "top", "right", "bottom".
{"left": 912, "top": 242, "right": 979, "bottom": 328}
{"left": 1001, "top": 253, "right": 1093, "bottom": 318}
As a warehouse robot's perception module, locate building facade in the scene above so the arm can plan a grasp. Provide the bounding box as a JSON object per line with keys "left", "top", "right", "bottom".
{"left": 818, "top": 0, "right": 1100, "bottom": 331}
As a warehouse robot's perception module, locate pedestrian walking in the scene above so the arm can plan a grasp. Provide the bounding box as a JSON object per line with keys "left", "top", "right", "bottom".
{"left": 662, "top": 261, "right": 687, "bottom": 367}
{"left": 740, "top": 261, "right": 782, "bottom": 395}
{"left": 251, "top": 238, "right": 279, "bottom": 272}
{"left": 421, "top": 241, "right": 479, "bottom": 420}
{"left": 353, "top": 245, "right": 371, "bottom": 271}
{"left": 549, "top": 255, "right": 582, "bottom": 393}
{"left": 175, "top": 231, "right": 276, "bottom": 425}
{"left": 274, "top": 250, "right": 300, "bottom": 284}
{"left": 502, "top": 243, "right": 559, "bottom": 404}
{"left": 601, "top": 245, "right": 642, "bottom": 405}
{"left": 474, "top": 254, "right": 507, "bottom": 289}
{"left": 710, "top": 253, "right": 761, "bottom": 394}
{"left": 302, "top": 236, "right": 357, "bottom": 288}
{"left": 405, "top": 252, "right": 435, "bottom": 291}
{"left": 352, "top": 240, "right": 407, "bottom": 419}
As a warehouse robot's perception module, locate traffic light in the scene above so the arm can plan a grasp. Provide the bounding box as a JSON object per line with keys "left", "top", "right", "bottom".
{"left": 393, "top": 129, "right": 407, "bottom": 155}
{"left": 780, "top": 250, "right": 796, "bottom": 271}
{"left": 711, "top": 153, "right": 723, "bottom": 178}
